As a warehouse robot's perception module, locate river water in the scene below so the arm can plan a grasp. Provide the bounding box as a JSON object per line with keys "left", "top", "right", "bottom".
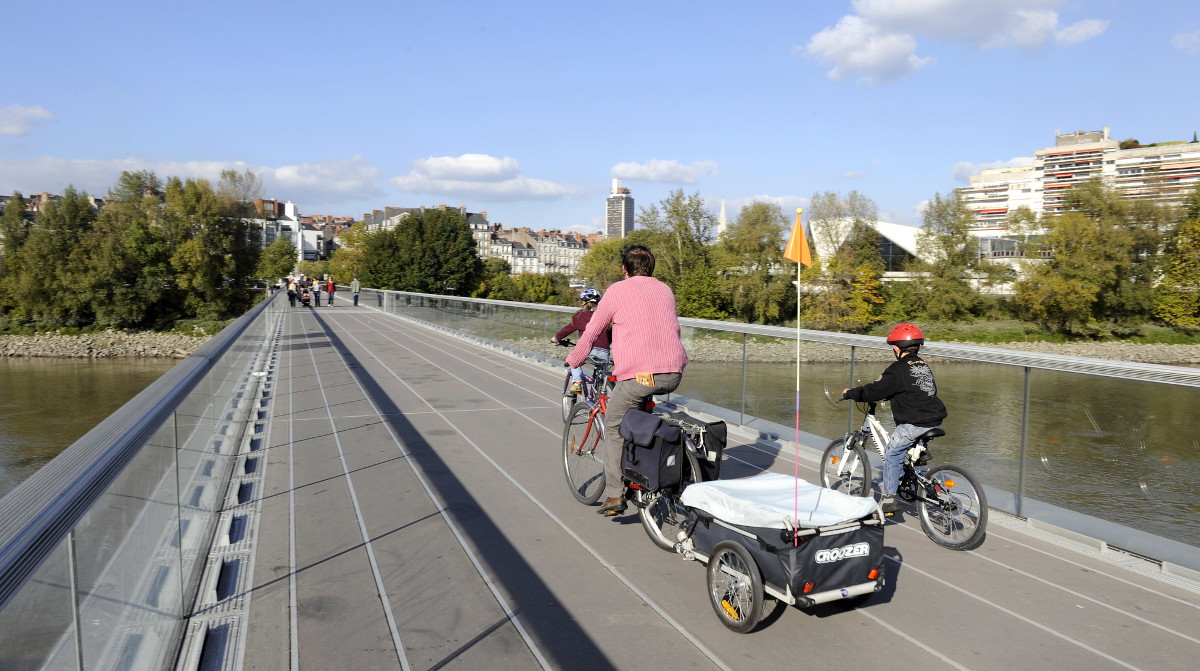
{"left": 0, "top": 358, "right": 178, "bottom": 497}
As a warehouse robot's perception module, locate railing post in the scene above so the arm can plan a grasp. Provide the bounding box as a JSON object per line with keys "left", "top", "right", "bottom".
{"left": 740, "top": 334, "right": 748, "bottom": 425}
{"left": 847, "top": 346, "right": 857, "bottom": 434}
{"left": 1017, "top": 366, "right": 1031, "bottom": 518}
{"left": 67, "top": 529, "right": 84, "bottom": 671}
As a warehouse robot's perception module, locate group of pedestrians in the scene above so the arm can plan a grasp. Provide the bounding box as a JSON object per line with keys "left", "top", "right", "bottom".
{"left": 284, "top": 275, "right": 340, "bottom": 308}
{"left": 283, "top": 275, "right": 362, "bottom": 308}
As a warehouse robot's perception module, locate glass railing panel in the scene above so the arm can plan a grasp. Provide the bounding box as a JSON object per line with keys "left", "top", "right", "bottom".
{"left": 70, "top": 418, "right": 182, "bottom": 670}
{"left": 0, "top": 540, "right": 74, "bottom": 670}
{"left": 1021, "top": 370, "right": 1200, "bottom": 549}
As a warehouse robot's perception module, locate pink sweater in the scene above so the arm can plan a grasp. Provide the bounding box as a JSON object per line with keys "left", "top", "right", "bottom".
{"left": 567, "top": 275, "right": 688, "bottom": 381}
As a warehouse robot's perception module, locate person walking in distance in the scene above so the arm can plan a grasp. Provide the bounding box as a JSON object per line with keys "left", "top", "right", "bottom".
{"left": 566, "top": 245, "right": 687, "bottom": 516}
{"left": 326, "top": 277, "right": 335, "bottom": 306}
{"left": 351, "top": 277, "right": 361, "bottom": 306}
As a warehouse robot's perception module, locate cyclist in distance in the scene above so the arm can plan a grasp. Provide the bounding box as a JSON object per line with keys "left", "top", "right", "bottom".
{"left": 566, "top": 245, "right": 688, "bottom": 516}
{"left": 551, "top": 289, "right": 612, "bottom": 393}
{"left": 842, "top": 323, "right": 947, "bottom": 513}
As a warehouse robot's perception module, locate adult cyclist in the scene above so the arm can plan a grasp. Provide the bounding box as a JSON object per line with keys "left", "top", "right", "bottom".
{"left": 566, "top": 245, "right": 688, "bottom": 516}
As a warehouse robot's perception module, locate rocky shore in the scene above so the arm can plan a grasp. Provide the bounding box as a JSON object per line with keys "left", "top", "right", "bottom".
{"left": 5, "top": 328, "right": 1199, "bottom": 365}
{"left": 515, "top": 335, "right": 1200, "bottom": 365}
{"left": 0, "top": 330, "right": 210, "bottom": 358}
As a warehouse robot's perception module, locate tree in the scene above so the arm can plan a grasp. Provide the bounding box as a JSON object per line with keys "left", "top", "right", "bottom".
{"left": 907, "top": 191, "right": 1000, "bottom": 320}
{"left": 576, "top": 230, "right": 662, "bottom": 291}
{"left": 637, "top": 189, "right": 721, "bottom": 318}
{"left": 257, "top": 237, "right": 298, "bottom": 284}
{"left": 1014, "top": 211, "right": 1126, "bottom": 334}
{"left": 801, "top": 191, "right": 883, "bottom": 331}
{"left": 712, "top": 201, "right": 793, "bottom": 323}
{"left": 11, "top": 187, "right": 97, "bottom": 325}
{"left": 1154, "top": 189, "right": 1200, "bottom": 330}
{"left": 359, "top": 208, "right": 480, "bottom": 294}
{"left": 0, "top": 192, "right": 30, "bottom": 314}
{"left": 327, "top": 221, "right": 367, "bottom": 282}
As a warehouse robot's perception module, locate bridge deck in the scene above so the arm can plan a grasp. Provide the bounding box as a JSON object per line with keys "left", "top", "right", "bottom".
{"left": 225, "top": 305, "right": 1199, "bottom": 670}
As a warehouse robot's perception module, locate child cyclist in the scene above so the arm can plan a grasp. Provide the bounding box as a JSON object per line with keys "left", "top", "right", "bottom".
{"left": 551, "top": 289, "right": 612, "bottom": 393}
{"left": 842, "top": 323, "right": 947, "bottom": 513}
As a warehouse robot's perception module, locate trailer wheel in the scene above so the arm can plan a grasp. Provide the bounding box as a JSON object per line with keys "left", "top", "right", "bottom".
{"left": 706, "top": 541, "right": 765, "bottom": 633}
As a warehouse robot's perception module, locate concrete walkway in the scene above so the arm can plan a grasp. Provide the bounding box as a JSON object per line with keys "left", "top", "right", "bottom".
{"left": 229, "top": 304, "right": 1200, "bottom": 670}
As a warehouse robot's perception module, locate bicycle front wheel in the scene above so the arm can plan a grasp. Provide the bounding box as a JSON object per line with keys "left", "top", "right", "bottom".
{"left": 638, "top": 450, "right": 701, "bottom": 551}
{"left": 918, "top": 463, "right": 988, "bottom": 550}
{"left": 820, "top": 437, "right": 872, "bottom": 497}
{"left": 562, "top": 402, "right": 606, "bottom": 505}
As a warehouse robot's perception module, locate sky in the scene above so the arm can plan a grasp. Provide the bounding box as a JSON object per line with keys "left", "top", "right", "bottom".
{"left": 2, "top": 0, "right": 1198, "bottom": 234}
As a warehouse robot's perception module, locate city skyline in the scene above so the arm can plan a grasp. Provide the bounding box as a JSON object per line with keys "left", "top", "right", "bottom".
{"left": 2, "top": 1, "right": 1198, "bottom": 233}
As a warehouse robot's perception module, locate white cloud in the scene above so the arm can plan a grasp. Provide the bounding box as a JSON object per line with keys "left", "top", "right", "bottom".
{"left": 803, "top": 15, "right": 933, "bottom": 84}
{"left": 1173, "top": 31, "right": 1200, "bottom": 56}
{"left": 844, "top": 170, "right": 863, "bottom": 179}
{"left": 0, "top": 155, "right": 383, "bottom": 205}
{"left": 951, "top": 156, "right": 1034, "bottom": 182}
{"left": 0, "top": 105, "right": 53, "bottom": 136}
{"left": 802, "top": 1, "right": 1107, "bottom": 84}
{"left": 390, "top": 153, "right": 585, "bottom": 201}
{"left": 611, "top": 159, "right": 719, "bottom": 184}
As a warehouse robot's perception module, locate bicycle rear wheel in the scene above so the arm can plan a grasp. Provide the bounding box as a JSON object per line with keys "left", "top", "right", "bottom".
{"left": 562, "top": 402, "right": 605, "bottom": 505}
{"left": 820, "top": 437, "right": 872, "bottom": 496}
{"left": 638, "top": 450, "right": 701, "bottom": 551}
{"left": 917, "top": 463, "right": 988, "bottom": 550}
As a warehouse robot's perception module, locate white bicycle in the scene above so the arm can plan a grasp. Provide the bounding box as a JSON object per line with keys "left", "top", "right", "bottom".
{"left": 820, "top": 393, "right": 988, "bottom": 550}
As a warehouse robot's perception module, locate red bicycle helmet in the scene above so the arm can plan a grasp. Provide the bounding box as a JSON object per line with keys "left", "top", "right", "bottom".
{"left": 886, "top": 323, "right": 925, "bottom": 348}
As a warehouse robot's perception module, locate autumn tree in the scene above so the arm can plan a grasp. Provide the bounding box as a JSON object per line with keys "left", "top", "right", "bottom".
{"left": 801, "top": 191, "right": 883, "bottom": 331}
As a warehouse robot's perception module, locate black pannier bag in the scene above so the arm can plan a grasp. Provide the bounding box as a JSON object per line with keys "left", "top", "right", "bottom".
{"left": 666, "top": 410, "right": 727, "bottom": 481}
{"left": 620, "top": 408, "right": 684, "bottom": 491}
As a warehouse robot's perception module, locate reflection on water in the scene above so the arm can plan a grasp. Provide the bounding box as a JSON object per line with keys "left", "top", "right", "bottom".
{"left": 679, "top": 360, "right": 1200, "bottom": 547}
{"left": 0, "top": 358, "right": 177, "bottom": 497}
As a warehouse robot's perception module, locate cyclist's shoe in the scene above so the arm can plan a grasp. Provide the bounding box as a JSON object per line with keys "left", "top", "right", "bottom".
{"left": 597, "top": 497, "right": 627, "bottom": 516}
{"left": 880, "top": 495, "right": 900, "bottom": 514}
{"left": 569, "top": 381, "right": 583, "bottom": 394}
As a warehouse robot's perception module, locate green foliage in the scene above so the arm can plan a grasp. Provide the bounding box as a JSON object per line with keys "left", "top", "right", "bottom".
{"left": 258, "top": 237, "right": 298, "bottom": 282}
{"left": 1154, "top": 215, "right": 1200, "bottom": 330}
{"left": 801, "top": 191, "right": 885, "bottom": 331}
{"left": 359, "top": 208, "right": 481, "bottom": 294}
{"left": 327, "top": 221, "right": 367, "bottom": 282}
{"left": 712, "top": 200, "right": 793, "bottom": 323}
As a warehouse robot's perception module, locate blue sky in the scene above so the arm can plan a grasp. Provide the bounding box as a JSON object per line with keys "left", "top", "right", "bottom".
{"left": 2, "top": 1, "right": 1198, "bottom": 233}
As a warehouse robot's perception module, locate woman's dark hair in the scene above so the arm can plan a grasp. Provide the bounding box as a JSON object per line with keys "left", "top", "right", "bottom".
{"left": 621, "top": 245, "right": 655, "bottom": 277}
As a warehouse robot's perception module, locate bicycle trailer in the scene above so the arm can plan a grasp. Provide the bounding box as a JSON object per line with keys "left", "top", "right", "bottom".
{"left": 677, "top": 472, "right": 885, "bottom": 632}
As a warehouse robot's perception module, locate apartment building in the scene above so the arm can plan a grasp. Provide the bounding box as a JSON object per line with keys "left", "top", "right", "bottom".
{"left": 960, "top": 127, "right": 1200, "bottom": 231}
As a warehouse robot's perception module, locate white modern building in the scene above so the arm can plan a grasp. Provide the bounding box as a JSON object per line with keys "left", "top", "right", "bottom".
{"left": 960, "top": 127, "right": 1200, "bottom": 230}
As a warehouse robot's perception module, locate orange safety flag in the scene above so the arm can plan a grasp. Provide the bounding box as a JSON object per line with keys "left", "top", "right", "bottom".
{"left": 783, "top": 208, "right": 812, "bottom": 267}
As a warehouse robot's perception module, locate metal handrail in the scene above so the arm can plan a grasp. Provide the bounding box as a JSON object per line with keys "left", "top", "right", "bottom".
{"left": 0, "top": 291, "right": 282, "bottom": 609}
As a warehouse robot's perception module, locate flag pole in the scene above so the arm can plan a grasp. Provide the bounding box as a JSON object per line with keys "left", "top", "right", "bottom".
{"left": 782, "top": 207, "right": 811, "bottom": 544}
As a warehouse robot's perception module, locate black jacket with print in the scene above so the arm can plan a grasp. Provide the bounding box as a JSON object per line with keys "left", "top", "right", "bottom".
{"left": 843, "top": 352, "right": 947, "bottom": 427}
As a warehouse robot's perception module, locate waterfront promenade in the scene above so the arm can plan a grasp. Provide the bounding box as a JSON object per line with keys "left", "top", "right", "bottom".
{"left": 203, "top": 304, "right": 1200, "bottom": 671}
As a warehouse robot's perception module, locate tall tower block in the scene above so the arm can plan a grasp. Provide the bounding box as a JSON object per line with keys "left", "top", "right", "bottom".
{"left": 606, "top": 178, "right": 634, "bottom": 239}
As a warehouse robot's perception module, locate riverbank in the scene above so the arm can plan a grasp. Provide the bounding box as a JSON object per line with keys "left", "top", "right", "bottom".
{"left": 517, "top": 335, "right": 1200, "bottom": 365}
{"left": 5, "top": 329, "right": 1200, "bottom": 364}
{"left": 0, "top": 330, "right": 210, "bottom": 358}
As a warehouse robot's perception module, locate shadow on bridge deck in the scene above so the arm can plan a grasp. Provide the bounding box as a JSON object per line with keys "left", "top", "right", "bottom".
{"left": 198, "top": 305, "right": 1200, "bottom": 671}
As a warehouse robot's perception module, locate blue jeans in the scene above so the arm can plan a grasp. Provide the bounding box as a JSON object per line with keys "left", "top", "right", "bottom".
{"left": 570, "top": 348, "right": 611, "bottom": 382}
{"left": 882, "top": 424, "right": 937, "bottom": 496}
